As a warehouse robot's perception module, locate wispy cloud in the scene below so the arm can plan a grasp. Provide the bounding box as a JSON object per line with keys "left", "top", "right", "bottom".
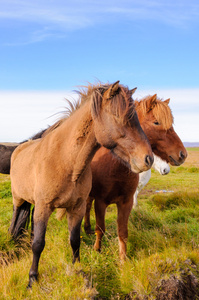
{"left": 1, "top": 0, "right": 199, "bottom": 45}
{"left": 0, "top": 90, "right": 75, "bottom": 141}
{"left": 0, "top": 1, "right": 92, "bottom": 28}
{"left": 107, "top": 1, "right": 199, "bottom": 27}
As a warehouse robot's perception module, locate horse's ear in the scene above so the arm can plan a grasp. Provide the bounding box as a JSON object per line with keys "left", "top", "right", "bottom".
{"left": 164, "top": 98, "right": 170, "bottom": 105}
{"left": 130, "top": 87, "right": 137, "bottom": 96}
{"left": 146, "top": 94, "right": 157, "bottom": 112}
{"left": 106, "top": 81, "right": 120, "bottom": 99}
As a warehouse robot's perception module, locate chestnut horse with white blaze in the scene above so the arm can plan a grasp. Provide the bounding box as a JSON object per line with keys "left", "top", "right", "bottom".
{"left": 9, "top": 82, "right": 153, "bottom": 288}
{"left": 84, "top": 94, "right": 187, "bottom": 260}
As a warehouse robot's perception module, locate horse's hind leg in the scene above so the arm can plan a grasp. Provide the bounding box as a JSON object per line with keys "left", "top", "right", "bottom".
{"left": 84, "top": 196, "right": 94, "bottom": 234}
{"left": 28, "top": 204, "right": 52, "bottom": 288}
{"left": 94, "top": 199, "right": 107, "bottom": 252}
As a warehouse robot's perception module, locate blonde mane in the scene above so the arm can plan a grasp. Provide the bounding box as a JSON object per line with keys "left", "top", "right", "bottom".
{"left": 135, "top": 95, "right": 173, "bottom": 130}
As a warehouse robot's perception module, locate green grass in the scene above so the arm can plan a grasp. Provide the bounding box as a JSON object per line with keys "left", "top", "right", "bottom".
{"left": 0, "top": 148, "right": 199, "bottom": 299}
{"left": 186, "top": 147, "right": 199, "bottom": 151}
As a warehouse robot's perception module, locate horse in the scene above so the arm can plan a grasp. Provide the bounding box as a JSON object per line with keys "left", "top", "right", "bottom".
{"left": 84, "top": 94, "right": 187, "bottom": 260}
{"left": 0, "top": 129, "right": 47, "bottom": 174}
{"left": 9, "top": 81, "right": 153, "bottom": 288}
{"left": 133, "top": 153, "right": 170, "bottom": 209}
{"left": 0, "top": 144, "right": 18, "bottom": 174}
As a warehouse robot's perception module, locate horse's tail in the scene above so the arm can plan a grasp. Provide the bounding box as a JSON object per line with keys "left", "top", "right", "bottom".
{"left": 9, "top": 201, "right": 32, "bottom": 240}
{"left": 56, "top": 208, "right": 67, "bottom": 220}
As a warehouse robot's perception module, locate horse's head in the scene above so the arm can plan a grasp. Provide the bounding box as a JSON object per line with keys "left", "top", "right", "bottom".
{"left": 135, "top": 95, "right": 187, "bottom": 166}
{"left": 91, "top": 81, "right": 153, "bottom": 173}
{"left": 153, "top": 153, "right": 170, "bottom": 175}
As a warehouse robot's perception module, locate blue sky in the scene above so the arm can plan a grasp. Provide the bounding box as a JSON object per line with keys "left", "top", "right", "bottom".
{"left": 0, "top": 0, "right": 199, "bottom": 142}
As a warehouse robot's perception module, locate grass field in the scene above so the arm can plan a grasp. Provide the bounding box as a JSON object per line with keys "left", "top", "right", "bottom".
{"left": 0, "top": 148, "right": 199, "bottom": 299}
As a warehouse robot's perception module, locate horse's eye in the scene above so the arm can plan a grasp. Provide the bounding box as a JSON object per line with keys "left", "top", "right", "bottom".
{"left": 154, "top": 121, "right": 160, "bottom": 125}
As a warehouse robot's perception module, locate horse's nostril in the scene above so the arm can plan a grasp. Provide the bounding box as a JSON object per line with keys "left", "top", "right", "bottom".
{"left": 163, "top": 168, "right": 168, "bottom": 175}
{"left": 145, "top": 155, "right": 153, "bottom": 167}
{"left": 179, "top": 150, "right": 186, "bottom": 160}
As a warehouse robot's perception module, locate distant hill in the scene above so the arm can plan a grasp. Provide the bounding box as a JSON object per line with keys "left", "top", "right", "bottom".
{"left": 184, "top": 142, "right": 199, "bottom": 147}
{"left": 0, "top": 142, "right": 19, "bottom": 146}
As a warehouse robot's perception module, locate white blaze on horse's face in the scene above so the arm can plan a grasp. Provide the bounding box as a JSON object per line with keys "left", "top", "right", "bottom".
{"left": 152, "top": 153, "right": 170, "bottom": 175}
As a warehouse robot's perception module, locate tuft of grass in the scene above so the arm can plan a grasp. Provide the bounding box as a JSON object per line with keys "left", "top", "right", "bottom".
{"left": 150, "top": 191, "right": 199, "bottom": 211}
{"left": 0, "top": 180, "right": 12, "bottom": 199}
{"left": 120, "top": 246, "right": 199, "bottom": 299}
{"left": 170, "top": 166, "right": 199, "bottom": 173}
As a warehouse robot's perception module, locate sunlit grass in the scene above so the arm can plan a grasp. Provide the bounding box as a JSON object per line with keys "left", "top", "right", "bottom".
{"left": 0, "top": 148, "right": 199, "bottom": 298}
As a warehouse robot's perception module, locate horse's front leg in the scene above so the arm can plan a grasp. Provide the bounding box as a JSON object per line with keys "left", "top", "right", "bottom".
{"left": 94, "top": 199, "right": 107, "bottom": 252}
{"left": 28, "top": 204, "right": 52, "bottom": 288}
{"left": 67, "top": 206, "right": 86, "bottom": 263}
{"left": 84, "top": 196, "right": 94, "bottom": 234}
{"left": 117, "top": 198, "right": 134, "bottom": 260}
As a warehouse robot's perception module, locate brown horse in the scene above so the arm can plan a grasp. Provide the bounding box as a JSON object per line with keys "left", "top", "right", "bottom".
{"left": 0, "top": 129, "right": 47, "bottom": 174}
{"left": 0, "top": 144, "right": 18, "bottom": 174}
{"left": 9, "top": 82, "right": 153, "bottom": 288}
{"left": 84, "top": 94, "right": 187, "bottom": 260}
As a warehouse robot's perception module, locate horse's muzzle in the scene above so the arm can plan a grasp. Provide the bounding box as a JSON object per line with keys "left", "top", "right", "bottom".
{"left": 169, "top": 149, "right": 187, "bottom": 166}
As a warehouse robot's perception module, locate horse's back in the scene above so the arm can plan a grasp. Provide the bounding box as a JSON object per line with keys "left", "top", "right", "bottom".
{"left": 12, "top": 140, "right": 38, "bottom": 161}
{"left": 11, "top": 139, "right": 40, "bottom": 174}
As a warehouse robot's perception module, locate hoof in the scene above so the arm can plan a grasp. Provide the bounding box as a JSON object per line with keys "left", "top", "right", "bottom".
{"left": 86, "top": 229, "right": 95, "bottom": 235}
{"left": 72, "top": 256, "right": 80, "bottom": 264}
{"left": 27, "top": 274, "right": 38, "bottom": 289}
{"left": 93, "top": 244, "right": 101, "bottom": 252}
{"left": 84, "top": 226, "right": 95, "bottom": 235}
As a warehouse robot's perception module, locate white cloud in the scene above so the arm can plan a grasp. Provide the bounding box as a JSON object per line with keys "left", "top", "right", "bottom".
{"left": 0, "top": 88, "right": 198, "bottom": 143}
{"left": 0, "top": 91, "right": 76, "bottom": 142}
{"left": 137, "top": 88, "right": 199, "bottom": 109}
{"left": 136, "top": 88, "right": 199, "bottom": 142}
{"left": 173, "top": 113, "right": 199, "bottom": 143}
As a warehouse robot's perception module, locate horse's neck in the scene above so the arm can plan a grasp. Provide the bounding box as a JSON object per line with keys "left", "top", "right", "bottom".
{"left": 71, "top": 130, "right": 100, "bottom": 182}
{"left": 60, "top": 101, "right": 100, "bottom": 182}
